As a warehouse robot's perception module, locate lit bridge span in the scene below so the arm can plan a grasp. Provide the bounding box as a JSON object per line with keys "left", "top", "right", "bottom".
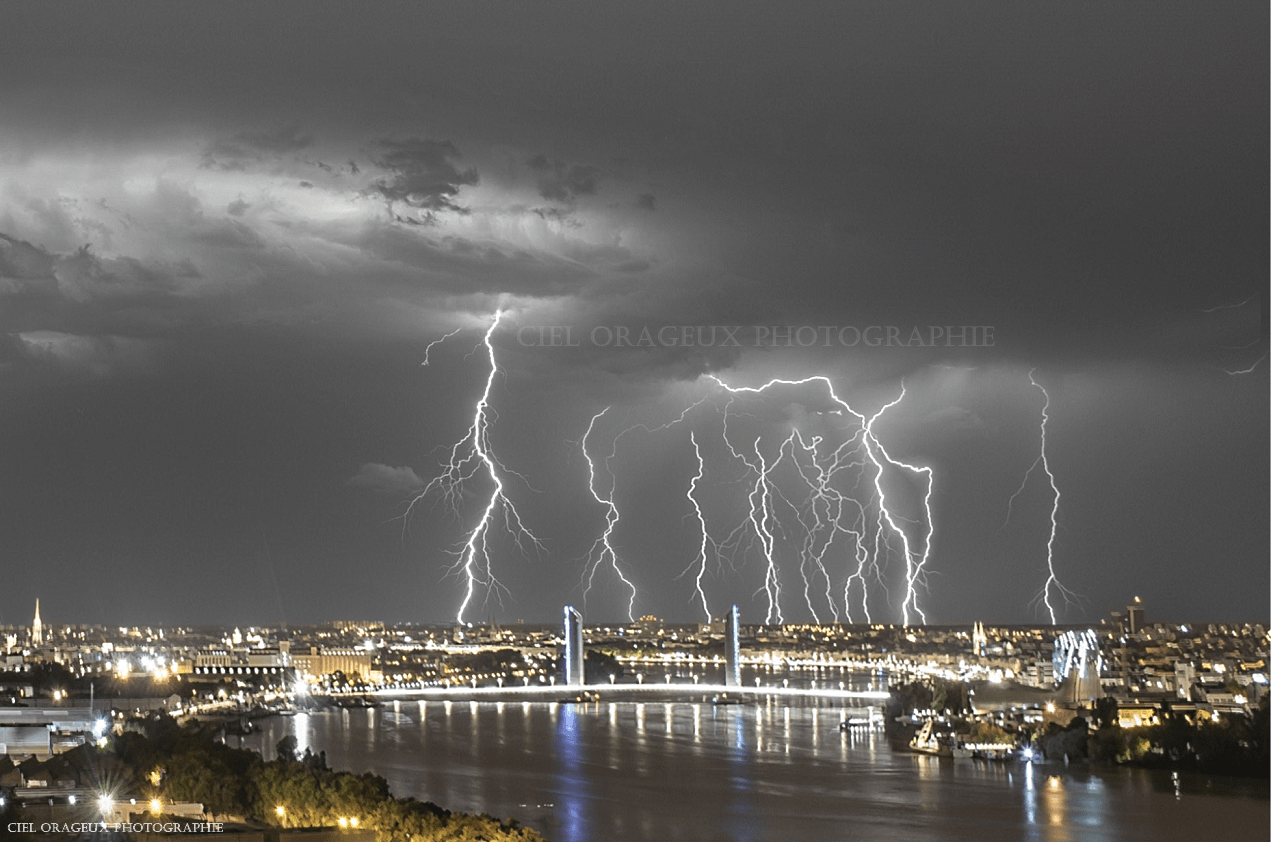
{"left": 349, "top": 683, "right": 889, "bottom": 704}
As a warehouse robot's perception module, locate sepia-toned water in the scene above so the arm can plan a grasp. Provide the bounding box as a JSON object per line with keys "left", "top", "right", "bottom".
{"left": 242, "top": 695, "right": 1268, "bottom": 842}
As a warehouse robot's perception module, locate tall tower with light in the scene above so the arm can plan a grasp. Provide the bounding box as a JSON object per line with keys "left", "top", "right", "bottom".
{"left": 31, "top": 598, "right": 43, "bottom": 647}
{"left": 971, "top": 621, "right": 987, "bottom": 657}
{"left": 724, "top": 605, "right": 741, "bottom": 687}
{"left": 563, "top": 605, "right": 585, "bottom": 686}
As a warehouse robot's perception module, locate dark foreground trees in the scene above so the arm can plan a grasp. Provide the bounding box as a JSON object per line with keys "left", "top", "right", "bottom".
{"left": 111, "top": 715, "right": 546, "bottom": 841}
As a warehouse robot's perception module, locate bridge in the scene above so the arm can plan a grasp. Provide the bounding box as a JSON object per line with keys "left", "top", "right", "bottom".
{"left": 351, "top": 604, "right": 888, "bottom": 706}
{"left": 361, "top": 682, "right": 889, "bottom": 704}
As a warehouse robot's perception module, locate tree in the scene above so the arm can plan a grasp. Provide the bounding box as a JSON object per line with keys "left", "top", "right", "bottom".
{"left": 276, "top": 735, "right": 298, "bottom": 763}
{"left": 1093, "top": 697, "right": 1119, "bottom": 730}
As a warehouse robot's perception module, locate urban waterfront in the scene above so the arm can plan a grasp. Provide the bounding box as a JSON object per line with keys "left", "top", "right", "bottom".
{"left": 243, "top": 693, "right": 1267, "bottom": 842}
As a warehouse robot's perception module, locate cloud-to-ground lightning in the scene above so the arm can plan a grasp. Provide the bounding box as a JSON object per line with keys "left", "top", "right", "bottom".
{"left": 408, "top": 311, "right": 542, "bottom": 625}
{"left": 706, "top": 374, "right": 937, "bottom": 626}
{"left": 579, "top": 408, "right": 639, "bottom": 621}
{"left": 684, "top": 431, "right": 714, "bottom": 621}
{"left": 1023, "top": 370, "right": 1078, "bottom": 624}
{"left": 861, "top": 387, "right": 935, "bottom": 626}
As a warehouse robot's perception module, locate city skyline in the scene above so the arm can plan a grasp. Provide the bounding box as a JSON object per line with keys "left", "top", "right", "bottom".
{"left": 0, "top": 4, "right": 1267, "bottom": 628}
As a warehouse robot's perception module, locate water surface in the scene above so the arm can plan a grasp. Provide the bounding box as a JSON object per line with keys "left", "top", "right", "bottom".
{"left": 243, "top": 698, "right": 1268, "bottom": 842}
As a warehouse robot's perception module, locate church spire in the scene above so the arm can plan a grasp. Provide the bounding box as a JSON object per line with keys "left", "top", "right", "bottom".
{"left": 32, "top": 598, "right": 43, "bottom": 647}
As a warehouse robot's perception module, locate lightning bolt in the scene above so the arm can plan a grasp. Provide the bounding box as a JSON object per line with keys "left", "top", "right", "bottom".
{"left": 711, "top": 386, "right": 787, "bottom": 624}
{"left": 707, "top": 374, "right": 936, "bottom": 626}
{"left": 747, "top": 438, "right": 785, "bottom": 624}
{"left": 1200, "top": 294, "right": 1256, "bottom": 313}
{"left": 1027, "top": 370, "right": 1077, "bottom": 624}
{"left": 421, "top": 327, "right": 462, "bottom": 367}
{"left": 862, "top": 387, "right": 935, "bottom": 626}
{"left": 1223, "top": 351, "right": 1267, "bottom": 376}
{"left": 684, "top": 431, "right": 714, "bottom": 621}
{"left": 408, "top": 311, "right": 542, "bottom": 625}
{"left": 579, "top": 408, "right": 639, "bottom": 621}
{"left": 1000, "top": 454, "right": 1041, "bottom": 532}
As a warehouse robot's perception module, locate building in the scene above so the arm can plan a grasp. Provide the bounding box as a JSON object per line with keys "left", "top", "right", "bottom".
{"left": 291, "top": 647, "right": 375, "bottom": 684}
{"left": 971, "top": 621, "right": 987, "bottom": 657}
{"left": 1126, "top": 598, "right": 1146, "bottom": 636}
{"left": 31, "top": 599, "right": 43, "bottom": 648}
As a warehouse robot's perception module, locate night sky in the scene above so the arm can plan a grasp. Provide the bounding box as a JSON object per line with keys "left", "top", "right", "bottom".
{"left": 0, "top": 3, "right": 1266, "bottom": 628}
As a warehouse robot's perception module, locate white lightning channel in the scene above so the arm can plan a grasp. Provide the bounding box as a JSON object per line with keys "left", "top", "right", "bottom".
{"left": 862, "top": 386, "right": 934, "bottom": 627}
{"left": 685, "top": 431, "right": 714, "bottom": 621}
{"left": 408, "top": 311, "right": 542, "bottom": 625}
{"left": 580, "top": 408, "right": 639, "bottom": 621}
{"left": 1029, "top": 370, "right": 1077, "bottom": 624}
{"left": 707, "top": 374, "right": 936, "bottom": 626}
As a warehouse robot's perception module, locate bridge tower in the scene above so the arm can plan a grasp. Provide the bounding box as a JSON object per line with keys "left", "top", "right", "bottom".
{"left": 724, "top": 604, "right": 741, "bottom": 687}
{"left": 563, "top": 605, "right": 585, "bottom": 686}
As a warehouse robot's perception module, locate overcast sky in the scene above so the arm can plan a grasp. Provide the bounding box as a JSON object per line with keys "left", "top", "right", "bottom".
{"left": 0, "top": 3, "right": 1265, "bottom": 628}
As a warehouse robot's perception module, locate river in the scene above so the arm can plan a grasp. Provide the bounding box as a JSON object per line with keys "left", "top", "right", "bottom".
{"left": 240, "top": 691, "right": 1268, "bottom": 842}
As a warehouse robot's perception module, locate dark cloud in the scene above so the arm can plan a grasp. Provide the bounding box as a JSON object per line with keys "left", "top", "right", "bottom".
{"left": 0, "top": 3, "right": 1264, "bottom": 625}
{"left": 369, "top": 138, "right": 479, "bottom": 219}
{"left": 0, "top": 233, "right": 56, "bottom": 280}
{"left": 237, "top": 124, "right": 314, "bottom": 154}
{"left": 528, "top": 155, "right": 603, "bottom": 203}
{"left": 201, "top": 124, "right": 315, "bottom": 170}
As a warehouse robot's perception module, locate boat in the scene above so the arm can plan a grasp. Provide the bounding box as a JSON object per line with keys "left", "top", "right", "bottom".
{"left": 711, "top": 694, "right": 742, "bottom": 705}
{"left": 908, "top": 720, "right": 952, "bottom": 757}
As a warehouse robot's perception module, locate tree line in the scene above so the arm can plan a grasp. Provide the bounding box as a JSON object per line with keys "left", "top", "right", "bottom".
{"left": 111, "top": 714, "right": 547, "bottom": 841}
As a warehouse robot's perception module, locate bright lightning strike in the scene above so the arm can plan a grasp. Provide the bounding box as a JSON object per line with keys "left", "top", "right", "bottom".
{"left": 862, "top": 387, "right": 934, "bottom": 626}
{"left": 1028, "top": 369, "right": 1077, "bottom": 624}
{"left": 579, "top": 408, "right": 639, "bottom": 621}
{"left": 408, "top": 311, "right": 542, "bottom": 625}
{"left": 685, "top": 431, "right": 714, "bottom": 621}
{"left": 707, "top": 374, "right": 936, "bottom": 626}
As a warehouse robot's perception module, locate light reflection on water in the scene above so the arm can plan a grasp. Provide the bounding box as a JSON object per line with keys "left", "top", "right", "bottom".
{"left": 244, "top": 699, "right": 1268, "bottom": 842}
